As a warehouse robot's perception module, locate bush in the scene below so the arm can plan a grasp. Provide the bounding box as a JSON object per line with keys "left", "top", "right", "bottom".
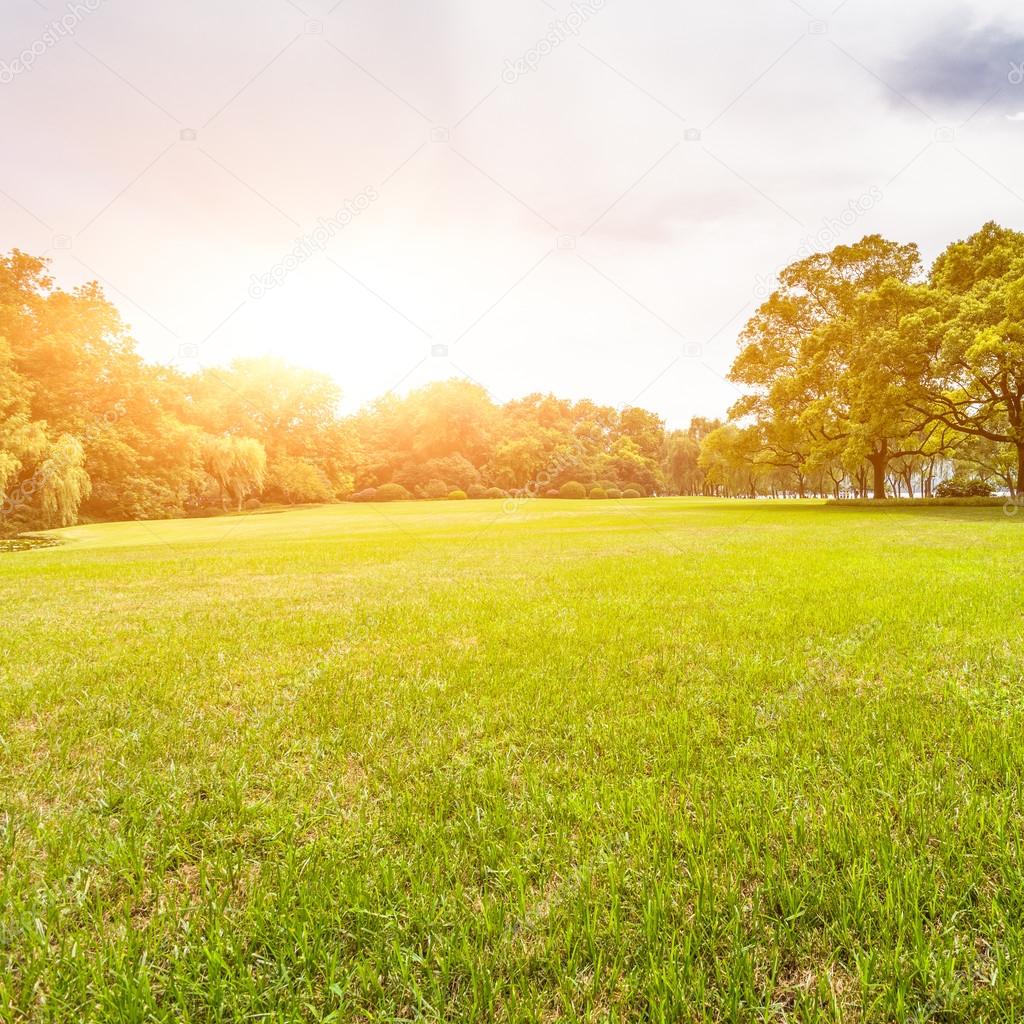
{"left": 935, "top": 478, "right": 993, "bottom": 498}
{"left": 608, "top": 488, "right": 625, "bottom": 499}
{"left": 375, "top": 483, "right": 411, "bottom": 502}
{"left": 448, "top": 489, "right": 468, "bottom": 500}
{"left": 589, "top": 486, "right": 607, "bottom": 500}
{"left": 621, "top": 488, "right": 640, "bottom": 498}
{"left": 559, "top": 481, "right": 587, "bottom": 500}
{"left": 467, "top": 484, "right": 487, "bottom": 499}
{"left": 624, "top": 483, "right": 647, "bottom": 497}
{"left": 544, "top": 489, "right": 560, "bottom": 498}
{"left": 244, "top": 498, "right": 261, "bottom": 510}
{"left": 423, "top": 479, "right": 448, "bottom": 500}
{"left": 485, "top": 486, "right": 507, "bottom": 499}
{"left": 350, "top": 488, "right": 377, "bottom": 503}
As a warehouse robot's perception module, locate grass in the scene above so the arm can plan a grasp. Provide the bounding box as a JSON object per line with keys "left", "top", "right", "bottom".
{"left": 2, "top": 498, "right": 1023, "bottom": 1023}
{"left": 826, "top": 497, "right": 1009, "bottom": 508}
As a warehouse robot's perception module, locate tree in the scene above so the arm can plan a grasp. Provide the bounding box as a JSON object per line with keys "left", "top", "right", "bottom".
{"left": 663, "top": 429, "right": 702, "bottom": 495}
{"left": 0, "top": 338, "right": 47, "bottom": 523}
{"left": 265, "top": 455, "right": 335, "bottom": 504}
{"left": 902, "top": 223, "right": 1024, "bottom": 494}
{"left": 729, "top": 235, "right": 929, "bottom": 498}
{"left": 699, "top": 424, "right": 761, "bottom": 497}
{"left": 202, "top": 435, "right": 267, "bottom": 510}
{"left": 36, "top": 435, "right": 91, "bottom": 527}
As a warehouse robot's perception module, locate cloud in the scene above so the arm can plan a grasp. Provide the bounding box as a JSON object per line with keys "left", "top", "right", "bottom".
{"left": 882, "top": 14, "right": 1024, "bottom": 108}
{"left": 1006, "top": 111, "right": 1024, "bottom": 120}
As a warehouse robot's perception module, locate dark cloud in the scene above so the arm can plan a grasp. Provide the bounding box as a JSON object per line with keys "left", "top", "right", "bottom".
{"left": 882, "top": 16, "right": 1024, "bottom": 108}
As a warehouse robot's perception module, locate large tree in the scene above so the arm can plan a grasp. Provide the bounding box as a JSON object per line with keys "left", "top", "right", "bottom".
{"left": 729, "top": 236, "right": 930, "bottom": 498}
{"left": 901, "top": 223, "right": 1024, "bottom": 494}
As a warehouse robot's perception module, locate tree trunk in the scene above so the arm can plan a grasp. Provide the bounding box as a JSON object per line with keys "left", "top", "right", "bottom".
{"left": 867, "top": 446, "right": 887, "bottom": 500}
{"left": 1016, "top": 444, "right": 1024, "bottom": 498}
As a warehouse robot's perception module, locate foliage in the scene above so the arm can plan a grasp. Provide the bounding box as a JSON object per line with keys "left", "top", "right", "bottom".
{"left": 588, "top": 486, "right": 607, "bottom": 499}
{"left": 934, "top": 477, "right": 993, "bottom": 498}
{"left": 559, "top": 481, "right": 586, "bottom": 499}
{"left": 620, "top": 488, "right": 638, "bottom": 498}
{"left": 265, "top": 455, "right": 335, "bottom": 504}
{"left": 202, "top": 435, "right": 267, "bottom": 510}
{"left": 723, "top": 226, "right": 1024, "bottom": 499}
{"left": 8, "top": 224, "right": 1024, "bottom": 529}
{"left": 375, "top": 483, "right": 410, "bottom": 502}
{"left": 36, "top": 435, "right": 91, "bottom": 527}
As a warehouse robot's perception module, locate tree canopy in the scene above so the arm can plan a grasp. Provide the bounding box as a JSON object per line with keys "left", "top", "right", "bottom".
{"left": 3, "top": 224, "right": 1023, "bottom": 532}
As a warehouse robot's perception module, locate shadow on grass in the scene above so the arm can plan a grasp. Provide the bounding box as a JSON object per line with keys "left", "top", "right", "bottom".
{"left": 821, "top": 504, "right": 1016, "bottom": 523}
{"left": 0, "top": 535, "right": 63, "bottom": 553}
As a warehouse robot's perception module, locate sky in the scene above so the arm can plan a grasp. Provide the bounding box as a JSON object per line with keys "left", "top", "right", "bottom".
{"left": 2, "top": 0, "right": 1024, "bottom": 428}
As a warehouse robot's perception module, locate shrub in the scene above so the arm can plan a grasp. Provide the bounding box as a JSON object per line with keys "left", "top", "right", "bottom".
{"left": 935, "top": 478, "right": 993, "bottom": 498}
{"left": 448, "top": 489, "right": 468, "bottom": 500}
{"left": 467, "top": 484, "right": 487, "bottom": 499}
{"left": 485, "top": 487, "right": 507, "bottom": 499}
{"left": 350, "top": 488, "right": 377, "bottom": 503}
{"left": 624, "top": 483, "right": 647, "bottom": 497}
{"left": 621, "top": 488, "right": 640, "bottom": 498}
{"left": 544, "top": 489, "right": 560, "bottom": 498}
{"left": 589, "top": 486, "right": 607, "bottom": 500}
{"left": 375, "top": 483, "right": 410, "bottom": 502}
{"left": 423, "top": 478, "right": 448, "bottom": 500}
{"left": 559, "top": 481, "right": 587, "bottom": 499}
{"left": 244, "top": 498, "right": 261, "bottom": 510}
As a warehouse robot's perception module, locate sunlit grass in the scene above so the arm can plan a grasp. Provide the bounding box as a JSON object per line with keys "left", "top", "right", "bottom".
{"left": 2, "top": 499, "right": 1023, "bottom": 1022}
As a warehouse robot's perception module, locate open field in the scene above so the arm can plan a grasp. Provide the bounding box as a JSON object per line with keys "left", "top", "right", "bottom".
{"left": 2, "top": 499, "right": 1024, "bottom": 1022}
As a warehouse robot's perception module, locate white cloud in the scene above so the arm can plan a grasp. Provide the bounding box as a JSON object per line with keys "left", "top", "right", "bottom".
{"left": 1, "top": 0, "right": 1023, "bottom": 427}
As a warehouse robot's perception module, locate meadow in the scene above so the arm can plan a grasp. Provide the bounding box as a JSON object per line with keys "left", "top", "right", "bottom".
{"left": 2, "top": 498, "right": 1023, "bottom": 1023}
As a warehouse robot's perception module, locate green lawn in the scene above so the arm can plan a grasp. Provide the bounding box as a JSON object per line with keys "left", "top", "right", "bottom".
{"left": 2, "top": 499, "right": 1023, "bottom": 1022}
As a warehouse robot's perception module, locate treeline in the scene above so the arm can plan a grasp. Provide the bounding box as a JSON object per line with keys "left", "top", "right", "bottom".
{"left": 1, "top": 249, "right": 697, "bottom": 532}
{"left": 707, "top": 221, "right": 1024, "bottom": 500}
{"left": 3, "top": 222, "right": 1021, "bottom": 532}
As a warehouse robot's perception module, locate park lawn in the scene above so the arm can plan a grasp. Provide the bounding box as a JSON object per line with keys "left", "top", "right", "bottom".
{"left": 1, "top": 498, "right": 1023, "bottom": 1023}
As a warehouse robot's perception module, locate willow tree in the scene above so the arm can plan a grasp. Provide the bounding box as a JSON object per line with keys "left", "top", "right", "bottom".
{"left": 0, "top": 339, "right": 46, "bottom": 498}
{"left": 202, "top": 435, "right": 267, "bottom": 510}
{"left": 37, "top": 435, "right": 91, "bottom": 528}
